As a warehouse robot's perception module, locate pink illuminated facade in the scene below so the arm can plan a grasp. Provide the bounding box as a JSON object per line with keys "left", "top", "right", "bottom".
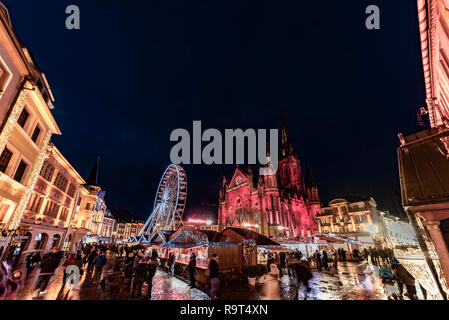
{"left": 218, "top": 115, "right": 320, "bottom": 238}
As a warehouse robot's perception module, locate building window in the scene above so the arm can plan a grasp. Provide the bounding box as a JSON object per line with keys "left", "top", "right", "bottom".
{"left": 0, "top": 147, "right": 13, "bottom": 173}
{"left": 31, "top": 126, "right": 41, "bottom": 143}
{"left": 13, "top": 160, "right": 27, "bottom": 183}
{"left": 0, "top": 204, "right": 10, "bottom": 222}
{"left": 40, "top": 161, "right": 55, "bottom": 182}
{"left": 60, "top": 207, "right": 69, "bottom": 221}
{"left": 67, "top": 184, "right": 76, "bottom": 197}
{"left": 17, "top": 108, "right": 29, "bottom": 128}
{"left": 54, "top": 172, "right": 68, "bottom": 192}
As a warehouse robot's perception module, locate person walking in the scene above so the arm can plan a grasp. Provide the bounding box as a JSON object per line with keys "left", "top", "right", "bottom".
{"left": 262, "top": 259, "right": 280, "bottom": 300}
{"left": 120, "top": 253, "right": 134, "bottom": 295}
{"left": 133, "top": 250, "right": 144, "bottom": 274}
{"left": 25, "top": 252, "right": 36, "bottom": 276}
{"left": 321, "top": 250, "right": 329, "bottom": 271}
{"left": 32, "top": 251, "right": 61, "bottom": 299}
{"left": 392, "top": 263, "right": 417, "bottom": 300}
{"left": 92, "top": 250, "right": 107, "bottom": 284}
{"left": 208, "top": 254, "right": 220, "bottom": 300}
{"left": 187, "top": 252, "right": 197, "bottom": 288}
{"left": 292, "top": 262, "right": 313, "bottom": 300}
{"left": 61, "top": 253, "right": 75, "bottom": 288}
{"left": 130, "top": 258, "right": 148, "bottom": 299}
{"left": 167, "top": 251, "right": 175, "bottom": 277}
{"left": 87, "top": 249, "right": 98, "bottom": 274}
{"left": 353, "top": 248, "right": 360, "bottom": 262}
{"left": 279, "top": 252, "right": 286, "bottom": 276}
{"left": 330, "top": 249, "right": 338, "bottom": 270}
{"left": 314, "top": 250, "right": 322, "bottom": 271}
{"left": 145, "top": 254, "right": 160, "bottom": 299}
{"left": 73, "top": 253, "right": 84, "bottom": 276}
{"left": 340, "top": 249, "right": 346, "bottom": 262}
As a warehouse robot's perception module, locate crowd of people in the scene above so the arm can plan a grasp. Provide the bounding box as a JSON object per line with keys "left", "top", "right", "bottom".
{"left": 0, "top": 241, "right": 422, "bottom": 301}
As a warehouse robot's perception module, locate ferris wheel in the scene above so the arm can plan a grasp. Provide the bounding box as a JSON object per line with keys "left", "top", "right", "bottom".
{"left": 139, "top": 164, "right": 187, "bottom": 236}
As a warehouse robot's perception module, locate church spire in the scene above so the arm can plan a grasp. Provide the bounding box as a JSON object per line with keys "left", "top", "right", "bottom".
{"left": 86, "top": 156, "right": 100, "bottom": 187}
{"left": 280, "top": 112, "right": 297, "bottom": 158}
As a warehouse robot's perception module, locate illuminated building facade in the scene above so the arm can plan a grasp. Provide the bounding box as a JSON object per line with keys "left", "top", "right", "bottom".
{"left": 218, "top": 114, "right": 320, "bottom": 238}
{"left": 378, "top": 213, "right": 418, "bottom": 248}
{"left": 74, "top": 158, "right": 107, "bottom": 245}
{"left": 396, "top": 0, "right": 449, "bottom": 299}
{"left": 111, "top": 208, "right": 144, "bottom": 242}
{"left": 99, "top": 210, "right": 116, "bottom": 243}
{"left": 0, "top": 3, "right": 61, "bottom": 261}
{"left": 13, "top": 144, "right": 85, "bottom": 262}
{"left": 316, "top": 197, "right": 382, "bottom": 243}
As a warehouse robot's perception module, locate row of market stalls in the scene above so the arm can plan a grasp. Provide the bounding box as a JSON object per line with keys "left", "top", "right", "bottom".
{"left": 127, "top": 226, "right": 289, "bottom": 282}
{"left": 127, "top": 227, "right": 374, "bottom": 280}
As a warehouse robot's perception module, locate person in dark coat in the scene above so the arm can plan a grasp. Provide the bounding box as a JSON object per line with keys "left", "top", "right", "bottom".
{"left": 314, "top": 251, "right": 322, "bottom": 271}
{"left": 87, "top": 249, "right": 98, "bottom": 274}
{"left": 92, "top": 251, "right": 107, "bottom": 283}
{"left": 145, "top": 255, "right": 160, "bottom": 299}
{"left": 291, "top": 262, "right": 313, "bottom": 300}
{"left": 187, "top": 252, "right": 197, "bottom": 288}
{"left": 25, "top": 253, "right": 36, "bottom": 276}
{"left": 131, "top": 259, "right": 148, "bottom": 299}
{"left": 340, "top": 249, "right": 346, "bottom": 262}
{"left": 208, "top": 254, "right": 220, "bottom": 300}
{"left": 392, "top": 264, "right": 417, "bottom": 300}
{"left": 167, "top": 251, "right": 175, "bottom": 277}
{"left": 321, "top": 250, "right": 329, "bottom": 271}
{"left": 353, "top": 248, "right": 360, "bottom": 262}
{"left": 32, "top": 252, "right": 60, "bottom": 299}
{"left": 120, "top": 253, "right": 134, "bottom": 295}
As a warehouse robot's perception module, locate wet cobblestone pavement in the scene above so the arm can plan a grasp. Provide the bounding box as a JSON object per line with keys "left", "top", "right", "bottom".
{"left": 15, "top": 263, "right": 210, "bottom": 300}
{"left": 218, "top": 261, "right": 390, "bottom": 300}
{"left": 14, "top": 260, "right": 391, "bottom": 300}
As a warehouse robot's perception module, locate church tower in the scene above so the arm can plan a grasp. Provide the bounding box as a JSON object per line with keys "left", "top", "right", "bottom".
{"left": 305, "top": 164, "right": 320, "bottom": 203}
{"left": 278, "top": 113, "right": 305, "bottom": 198}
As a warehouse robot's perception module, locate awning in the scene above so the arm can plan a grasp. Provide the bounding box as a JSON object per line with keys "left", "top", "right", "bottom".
{"left": 398, "top": 127, "right": 449, "bottom": 207}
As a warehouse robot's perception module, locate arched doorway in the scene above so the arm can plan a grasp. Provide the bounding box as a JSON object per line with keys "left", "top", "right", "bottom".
{"left": 34, "top": 233, "right": 49, "bottom": 251}
{"left": 51, "top": 234, "right": 61, "bottom": 249}
{"left": 8, "top": 232, "right": 33, "bottom": 268}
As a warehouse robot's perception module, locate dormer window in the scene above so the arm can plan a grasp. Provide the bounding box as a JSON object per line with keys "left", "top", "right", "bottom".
{"left": 17, "top": 108, "right": 29, "bottom": 128}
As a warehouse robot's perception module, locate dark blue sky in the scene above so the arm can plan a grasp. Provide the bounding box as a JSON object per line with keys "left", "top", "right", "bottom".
{"left": 2, "top": 0, "right": 425, "bottom": 220}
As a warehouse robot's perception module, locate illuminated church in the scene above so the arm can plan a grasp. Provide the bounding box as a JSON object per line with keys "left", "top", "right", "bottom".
{"left": 218, "top": 114, "right": 320, "bottom": 238}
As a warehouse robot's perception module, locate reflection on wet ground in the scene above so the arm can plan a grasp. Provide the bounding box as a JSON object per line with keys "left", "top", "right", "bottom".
{"left": 14, "top": 260, "right": 390, "bottom": 300}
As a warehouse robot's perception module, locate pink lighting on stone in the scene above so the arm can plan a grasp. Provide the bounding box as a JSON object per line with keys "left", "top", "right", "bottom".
{"left": 217, "top": 114, "right": 321, "bottom": 239}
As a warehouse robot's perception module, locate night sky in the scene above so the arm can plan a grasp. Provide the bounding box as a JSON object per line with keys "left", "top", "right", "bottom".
{"left": 2, "top": 0, "right": 425, "bottom": 221}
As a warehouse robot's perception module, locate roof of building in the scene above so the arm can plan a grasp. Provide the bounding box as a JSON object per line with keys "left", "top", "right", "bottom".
{"left": 85, "top": 157, "right": 100, "bottom": 187}
{"left": 221, "top": 227, "right": 280, "bottom": 245}
{"left": 328, "top": 195, "right": 371, "bottom": 204}
{"left": 110, "top": 208, "right": 144, "bottom": 224}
